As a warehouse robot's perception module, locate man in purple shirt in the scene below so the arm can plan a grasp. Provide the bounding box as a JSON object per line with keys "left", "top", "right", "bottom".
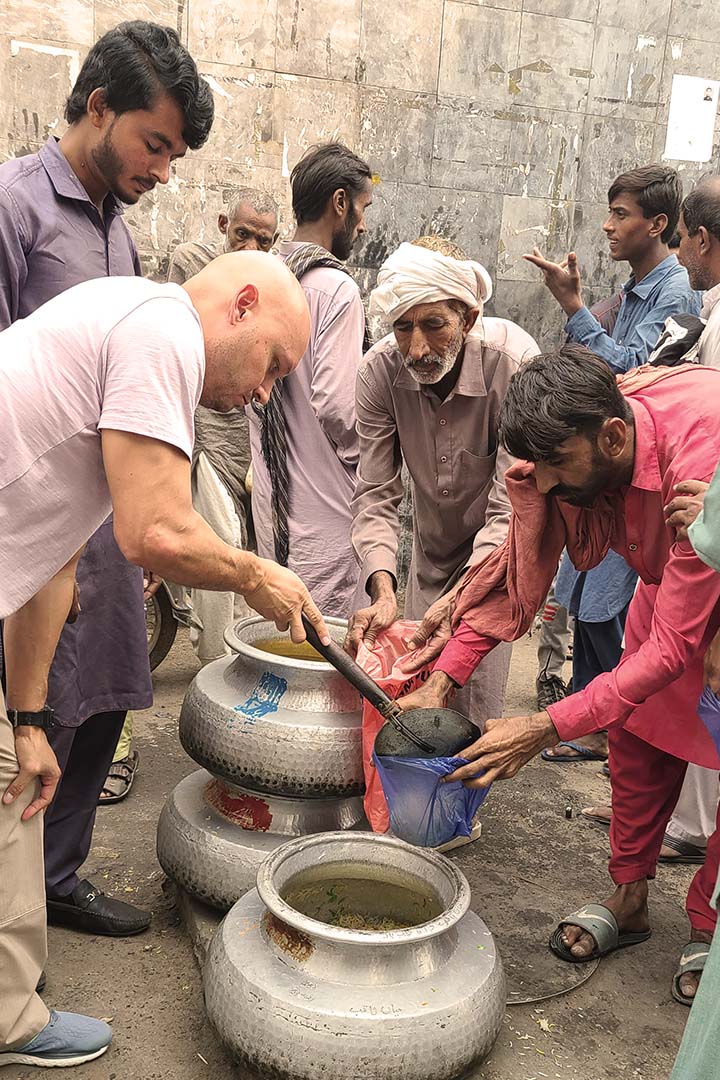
{"left": 248, "top": 143, "right": 374, "bottom": 618}
{"left": 0, "top": 19, "right": 212, "bottom": 974}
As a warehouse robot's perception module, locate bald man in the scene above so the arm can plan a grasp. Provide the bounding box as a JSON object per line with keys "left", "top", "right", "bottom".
{"left": 0, "top": 250, "right": 326, "bottom": 1064}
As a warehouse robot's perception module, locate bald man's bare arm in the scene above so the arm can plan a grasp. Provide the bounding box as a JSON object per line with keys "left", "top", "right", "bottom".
{"left": 102, "top": 430, "right": 329, "bottom": 643}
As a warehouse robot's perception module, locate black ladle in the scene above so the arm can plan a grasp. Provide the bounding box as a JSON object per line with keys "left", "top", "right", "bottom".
{"left": 301, "top": 616, "right": 481, "bottom": 759}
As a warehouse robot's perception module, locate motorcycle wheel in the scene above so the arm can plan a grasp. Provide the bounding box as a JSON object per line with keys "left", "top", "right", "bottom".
{"left": 147, "top": 587, "right": 178, "bottom": 671}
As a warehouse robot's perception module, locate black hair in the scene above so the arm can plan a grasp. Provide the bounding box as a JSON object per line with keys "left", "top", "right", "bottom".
{"left": 682, "top": 180, "right": 720, "bottom": 244}
{"left": 499, "top": 344, "right": 632, "bottom": 461}
{"left": 290, "top": 142, "right": 372, "bottom": 225}
{"left": 65, "top": 21, "right": 214, "bottom": 150}
{"left": 607, "top": 165, "right": 682, "bottom": 244}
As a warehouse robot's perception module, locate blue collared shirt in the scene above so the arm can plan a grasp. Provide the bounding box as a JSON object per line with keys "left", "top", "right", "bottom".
{"left": 565, "top": 255, "right": 702, "bottom": 374}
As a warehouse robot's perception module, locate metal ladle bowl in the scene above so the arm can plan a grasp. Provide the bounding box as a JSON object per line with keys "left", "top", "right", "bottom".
{"left": 301, "top": 617, "right": 481, "bottom": 759}
{"left": 374, "top": 705, "right": 481, "bottom": 759}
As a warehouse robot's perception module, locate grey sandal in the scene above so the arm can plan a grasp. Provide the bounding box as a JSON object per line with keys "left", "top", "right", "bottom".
{"left": 671, "top": 941, "right": 710, "bottom": 1006}
{"left": 549, "top": 903, "right": 652, "bottom": 964}
{"left": 98, "top": 750, "right": 139, "bottom": 805}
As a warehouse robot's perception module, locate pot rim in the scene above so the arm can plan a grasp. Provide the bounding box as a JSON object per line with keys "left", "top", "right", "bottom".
{"left": 223, "top": 614, "right": 347, "bottom": 671}
{"left": 256, "top": 831, "right": 471, "bottom": 946}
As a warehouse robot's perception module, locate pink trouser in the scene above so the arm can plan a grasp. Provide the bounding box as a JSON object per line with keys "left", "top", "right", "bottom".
{"left": 608, "top": 725, "right": 720, "bottom": 934}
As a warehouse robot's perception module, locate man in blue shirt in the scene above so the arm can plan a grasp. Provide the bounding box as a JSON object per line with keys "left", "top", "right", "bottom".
{"left": 525, "top": 165, "right": 701, "bottom": 761}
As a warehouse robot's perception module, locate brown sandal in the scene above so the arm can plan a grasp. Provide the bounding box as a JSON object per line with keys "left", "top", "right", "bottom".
{"left": 98, "top": 750, "right": 139, "bottom": 805}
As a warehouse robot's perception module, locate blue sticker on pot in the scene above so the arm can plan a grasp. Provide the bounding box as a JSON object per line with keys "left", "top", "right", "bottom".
{"left": 234, "top": 671, "right": 287, "bottom": 723}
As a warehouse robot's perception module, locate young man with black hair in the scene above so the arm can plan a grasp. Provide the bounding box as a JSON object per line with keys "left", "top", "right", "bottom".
{"left": 524, "top": 166, "right": 701, "bottom": 764}
{"left": 0, "top": 21, "right": 212, "bottom": 1059}
{"left": 248, "top": 142, "right": 374, "bottom": 617}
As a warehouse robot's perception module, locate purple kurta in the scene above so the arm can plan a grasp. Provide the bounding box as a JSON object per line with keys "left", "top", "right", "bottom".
{"left": 248, "top": 241, "right": 364, "bottom": 619}
{"left": 0, "top": 137, "right": 152, "bottom": 726}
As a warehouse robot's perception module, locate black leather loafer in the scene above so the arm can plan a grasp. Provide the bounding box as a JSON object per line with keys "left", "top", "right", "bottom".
{"left": 46, "top": 878, "right": 151, "bottom": 937}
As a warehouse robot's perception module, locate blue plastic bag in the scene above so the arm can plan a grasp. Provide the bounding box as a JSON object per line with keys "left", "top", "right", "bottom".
{"left": 698, "top": 687, "right": 720, "bottom": 759}
{"left": 372, "top": 752, "right": 491, "bottom": 848}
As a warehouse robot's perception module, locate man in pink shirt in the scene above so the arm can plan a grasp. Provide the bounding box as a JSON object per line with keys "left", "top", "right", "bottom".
{"left": 401, "top": 347, "right": 720, "bottom": 1003}
{"left": 0, "top": 252, "right": 329, "bottom": 1069}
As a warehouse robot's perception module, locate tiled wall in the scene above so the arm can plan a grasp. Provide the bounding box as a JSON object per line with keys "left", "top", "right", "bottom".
{"left": 1, "top": 0, "right": 718, "bottom": 345}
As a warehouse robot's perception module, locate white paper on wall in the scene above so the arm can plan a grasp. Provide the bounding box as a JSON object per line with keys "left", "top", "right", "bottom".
{"left": 663, "top": 74, "right": 719, "bottom": 163}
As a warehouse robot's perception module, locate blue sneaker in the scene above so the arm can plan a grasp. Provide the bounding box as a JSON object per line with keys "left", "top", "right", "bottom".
{"left": 0, "top": 1010, "right": 112, "bottom": 1068}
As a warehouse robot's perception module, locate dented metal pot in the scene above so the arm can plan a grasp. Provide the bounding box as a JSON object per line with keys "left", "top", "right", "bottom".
{"left": 178, "top": 616, "right": 363, "bottom": 798}
{"left": 204, "top": 832, "right": 506, "bottom": 1080}
{"left": 156, "top": 770, "right": 364, "bottom": 911}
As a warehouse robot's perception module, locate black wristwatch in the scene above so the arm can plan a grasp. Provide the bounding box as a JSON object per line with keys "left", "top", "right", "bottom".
{"left": 7, "top": 706, "right": 54, "bottom": 731}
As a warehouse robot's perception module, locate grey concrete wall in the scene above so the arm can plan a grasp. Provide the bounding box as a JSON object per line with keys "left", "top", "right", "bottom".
{"left": 1, "top": 0, "right": 719, "bottom": 346}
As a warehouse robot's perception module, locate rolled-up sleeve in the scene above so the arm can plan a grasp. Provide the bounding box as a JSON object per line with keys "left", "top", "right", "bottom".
{"left": 434, "top": 619, "right": 499, "bottom": 685}
{"left": 566, "top": 287, "right": 700, "bottom": 374}
{"left": 351, "top": 361, "right": 404, "bottom": 592}
{"left": 548, "top": 537, "right": 720, "bottom": 740}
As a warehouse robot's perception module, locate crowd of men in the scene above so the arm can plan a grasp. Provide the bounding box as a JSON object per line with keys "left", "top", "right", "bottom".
{"left": 1, "top": 17, "right": 720, "bottom": 1080}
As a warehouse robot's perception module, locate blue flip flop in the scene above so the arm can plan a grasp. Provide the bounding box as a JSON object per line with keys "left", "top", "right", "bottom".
{"left": 541, "top": 740, "right": 608, "bottom": 763}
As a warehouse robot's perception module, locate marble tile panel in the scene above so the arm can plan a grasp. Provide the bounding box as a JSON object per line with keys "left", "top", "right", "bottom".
{"left": 498, "top": 193, "right": 574, "bottom": 282}
{"left": 360, "top": 0, "right": 444, "bottom": 94}
{"left": 431, "top": 98, "right": 511, "bottom": 192}
{"left": 276, "top": 0, "right": 361, "bottom": 82}
{"left": 505, "top": 106, "right": 582, "bottom": 201}
{"left": 271, "top": 73, "right": 361, "bottom": 175}
{"left": 359, "top": 87, "right": 435, "bottom": 185}
{"left": 514, "top": 12, "right": 593, "bottom": 112}
{"left": 588, "top": 23, "right": 664, "bottom": 121}
{"left": 0, "top": 0, "right": 93, "bottom": 45}
{"left": 576, "top": 114, "right": 656, "bottom": 203}
{"left": 596, "top": 0, "right": 672, "bottom": 35}
{"left": 187, "top": 0, "right": 277, "bottom": 70}
{"left": 438, "top": 2, "right": 521, "bottom": 107}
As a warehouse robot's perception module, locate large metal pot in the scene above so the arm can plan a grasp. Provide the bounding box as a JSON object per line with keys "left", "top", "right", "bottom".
{"left": 179, "top": 617, "right": 363, "bottom": 798}
{"left": 156, "top": 770, "right": 364, "bottom": 911}
{"left": 204, "top": 832, "right": 505, "bottom": 1080}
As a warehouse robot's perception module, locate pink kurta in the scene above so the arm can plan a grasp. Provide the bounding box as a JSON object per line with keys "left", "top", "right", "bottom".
{"left": 437, "top": 365, "right": 720, "bottom": 769}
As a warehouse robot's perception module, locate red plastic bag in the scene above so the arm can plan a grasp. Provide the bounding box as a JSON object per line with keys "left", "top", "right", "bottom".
{"left": 356, "top": 620, "right": 433, "bottom": 833}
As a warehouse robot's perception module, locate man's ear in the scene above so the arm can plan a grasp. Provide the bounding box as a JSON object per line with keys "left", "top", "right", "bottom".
{"left": 602, "top": 416, "right": 629, "bottom": 458}
{"left": 463, "top": 306, "right": 481, "bottom": 334}
{"left": 648, "top": 212, "right": 669, "bottom": 240}
{"left": 218, "top": 213, "right": 229, "bottom": 236}
{"left": 230, "top": 283, "right": 259, "bottom": 324}
{"left": 698, "top": 225, "right": 713, "bottom": 257}
{"left": 332, "top": 187, "right": 347, "bottom": 219}
{"left": 86, "top": 87, "right": 112, "bottom": 131}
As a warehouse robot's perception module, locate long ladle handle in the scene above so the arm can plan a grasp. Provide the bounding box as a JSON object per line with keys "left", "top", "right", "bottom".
{"left": 301, "top": 615, "right": 398, "bottom": 718}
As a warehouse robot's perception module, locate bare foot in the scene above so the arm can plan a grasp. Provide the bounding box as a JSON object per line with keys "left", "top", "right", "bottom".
{"left": 561, "top": 881, "right": 650, "bottom": 958}
{"left": 678, "top": 930, "right": 712, "bottom": 1000}
{"left": 545, "top": 732, "right": 608, "bottom": 760}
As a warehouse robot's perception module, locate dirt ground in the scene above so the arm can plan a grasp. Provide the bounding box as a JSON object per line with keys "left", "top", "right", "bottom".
{"left": 19, "top": 629, "right": 695, "bottom": 1080}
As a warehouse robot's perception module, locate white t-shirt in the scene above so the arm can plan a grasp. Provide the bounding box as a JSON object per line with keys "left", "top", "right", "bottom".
{"left": 0, "top": 277, "right": 205, "bottom": 618}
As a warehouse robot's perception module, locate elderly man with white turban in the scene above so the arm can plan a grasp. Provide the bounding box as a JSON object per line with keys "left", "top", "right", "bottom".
{"left": 346, "top": 236, "right": 539, "bottom": 722}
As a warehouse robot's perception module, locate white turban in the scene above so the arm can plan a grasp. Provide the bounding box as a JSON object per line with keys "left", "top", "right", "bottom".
{"left": 368, "top": 241, "right": 493, "bottom": 325}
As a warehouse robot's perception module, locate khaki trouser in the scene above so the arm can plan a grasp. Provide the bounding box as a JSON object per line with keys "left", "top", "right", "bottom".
{"left": 0, "top": 692, "right": 49, "bottom": 1049}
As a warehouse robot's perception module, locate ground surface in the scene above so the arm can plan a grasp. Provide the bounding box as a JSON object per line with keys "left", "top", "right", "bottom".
{"left": 21, "top": 630, "right": 695, "bottom": 1080}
